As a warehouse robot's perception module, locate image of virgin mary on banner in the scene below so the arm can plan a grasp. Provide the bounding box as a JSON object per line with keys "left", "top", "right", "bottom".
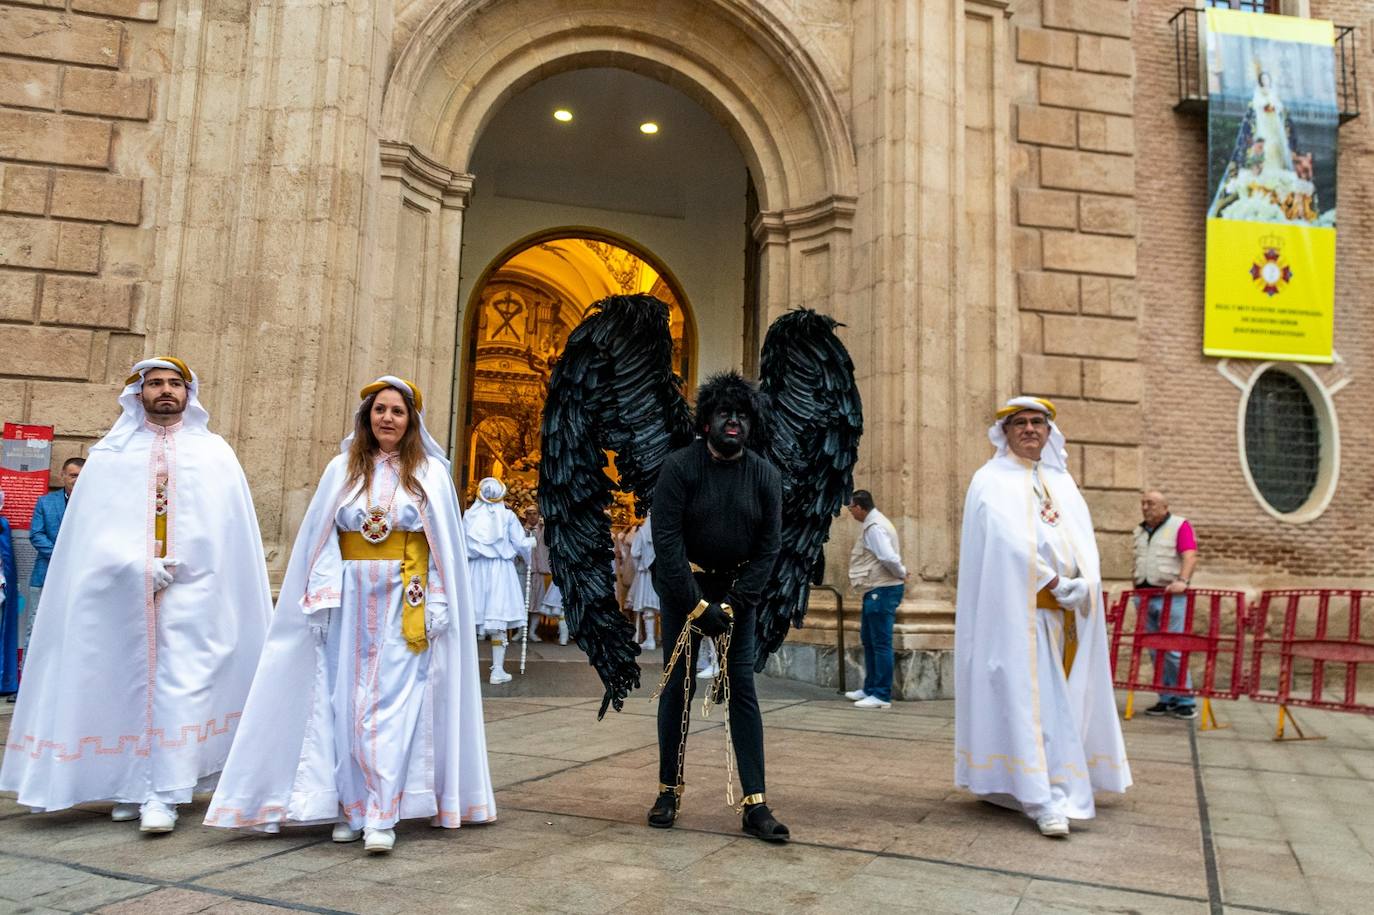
{"left": 1202, "top": 9, "right": 1339, "bottom": 364}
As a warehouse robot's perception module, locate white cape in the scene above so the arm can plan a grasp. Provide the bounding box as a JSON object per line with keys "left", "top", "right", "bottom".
{"left": 954, "top": 453, "right": 1130, "bottom": 816}
{"left": 205, "top": 453, "right": 495, "bottom": 829}
{"left": 1, "top": 398, "right": 271, "bottom": 811}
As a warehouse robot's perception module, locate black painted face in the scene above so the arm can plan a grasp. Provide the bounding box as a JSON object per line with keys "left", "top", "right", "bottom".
{"left": 707, "top": 407, "right": 751, "bottom": 457}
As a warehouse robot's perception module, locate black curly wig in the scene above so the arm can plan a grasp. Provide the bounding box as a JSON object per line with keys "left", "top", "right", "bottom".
{"left": 693, "top": 371, "right": 767, "bottom": 443}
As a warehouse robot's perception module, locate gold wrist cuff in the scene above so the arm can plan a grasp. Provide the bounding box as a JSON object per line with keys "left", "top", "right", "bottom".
{"left": 659, "top": 783, "right": 683, "bottom": 796}
{"left": 740, "top": 793, "right": 764, "bottom": 806}
{"left": 689, "top": 600, "right": 709, "bottom": 620}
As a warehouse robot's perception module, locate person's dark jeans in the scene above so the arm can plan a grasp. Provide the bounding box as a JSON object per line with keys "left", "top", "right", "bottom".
{"left": 656, "top": 574, "right": 765, "bottom": 796}
{"left": 860, "top": 584, "right": 904, "bottom": 702}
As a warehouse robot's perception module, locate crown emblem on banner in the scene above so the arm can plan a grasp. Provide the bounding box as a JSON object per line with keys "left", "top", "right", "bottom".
{"left": 1249, "top": 236, "right": 1292, "bottom": 297}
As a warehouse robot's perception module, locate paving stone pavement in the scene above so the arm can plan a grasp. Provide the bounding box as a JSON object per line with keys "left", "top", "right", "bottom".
{"left": 2, "top": 652, "right": 1372, "bottom": 914}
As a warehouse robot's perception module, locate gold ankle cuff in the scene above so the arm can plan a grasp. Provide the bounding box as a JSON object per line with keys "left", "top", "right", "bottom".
{"left": 659, "top": 783, "right": 683, "bottom": 797}
{"left": 740, "top": 793, "right": 765, "bottom": 806}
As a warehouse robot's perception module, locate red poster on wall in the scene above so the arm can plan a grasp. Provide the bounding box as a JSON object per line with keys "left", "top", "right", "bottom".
{"left": 1, "top": 423, "right": 54, "bottom": 530}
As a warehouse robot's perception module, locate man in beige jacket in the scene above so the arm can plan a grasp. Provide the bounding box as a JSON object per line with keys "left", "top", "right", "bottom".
{"left": 845, "top": 490, "right": 908, "bottom": 709}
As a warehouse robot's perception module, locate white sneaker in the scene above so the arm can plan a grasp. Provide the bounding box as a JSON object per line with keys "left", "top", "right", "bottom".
{"left": 364, "top": 827, "right": 395, "bottom": 853}
{"left": 640, "top": 638, "right": 656, "bottom": 651}
{"left": 332, "top": 822, "right": 361, "bottom": 843}
{"left": 696, "top": 663, "right": 719, "bottom": 679}
{"left": 111, "top": 803, "right": 140, "bottom": 822}
{"left": 489, "top": 668, "right": 512, "bottom": 685}
{"left": 528, "top": 630, "right": 543, "bottom": 642}
{"left": 1036, "top": 815, "right": 1070, "bottom": 837}
{"left": 853, "top": 695, "right": 891, "bottom": 710}
{"left": 844, "top": 689, "right": 867, "bottom": 701}
{"left": 139, "top": 801, "right": 177, "bottom": 833}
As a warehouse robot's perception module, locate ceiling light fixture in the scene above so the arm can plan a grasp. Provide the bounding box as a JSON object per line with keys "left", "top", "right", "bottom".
{"left": 639, "top": 122, "right": 659, "bottom": 135}
{"left": 553, "top": 109, "right": 573, "bottom": 122}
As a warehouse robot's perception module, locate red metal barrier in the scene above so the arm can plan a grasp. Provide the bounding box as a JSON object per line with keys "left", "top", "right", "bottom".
{"left": 1108, "top": 588, "right": 1248, "bottom": 729}
{"left": 1248, "top": 589, "right": 1374, "bottom": 740}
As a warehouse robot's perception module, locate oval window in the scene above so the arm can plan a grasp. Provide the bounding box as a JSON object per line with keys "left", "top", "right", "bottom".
{"left": 1243, "top": 369, "right": 1323, "bottom": 516}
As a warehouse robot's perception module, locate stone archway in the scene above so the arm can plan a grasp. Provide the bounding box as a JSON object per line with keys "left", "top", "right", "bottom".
{"left": 361, "top": 0, "right": 859, "bottom": 457}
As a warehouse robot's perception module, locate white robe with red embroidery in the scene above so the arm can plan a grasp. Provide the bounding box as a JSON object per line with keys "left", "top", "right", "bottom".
{"left": 205, "top": 453, "right": 495, "bottom": 831}
{"left": 0, "top": 385, "right": 271, "bottom": 812}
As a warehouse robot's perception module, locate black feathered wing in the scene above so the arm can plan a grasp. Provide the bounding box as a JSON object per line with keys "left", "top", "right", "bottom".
{"left": 754, "top": 309, "right": 863, "bottom": 672}
{"left": 538, "top": 294, "right": 693, "bottom": 716}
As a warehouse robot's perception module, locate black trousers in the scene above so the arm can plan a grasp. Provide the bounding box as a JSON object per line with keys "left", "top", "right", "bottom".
{"left": 656, "top": 573, "right": 766, "bottom": 797}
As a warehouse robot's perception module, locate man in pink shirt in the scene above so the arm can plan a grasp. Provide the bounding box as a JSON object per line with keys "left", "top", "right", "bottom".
{"left": 1133, "top": 491, "right": 1199, "bottom": 720}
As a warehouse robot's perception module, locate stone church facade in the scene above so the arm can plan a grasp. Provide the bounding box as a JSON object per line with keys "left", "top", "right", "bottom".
{"left": 1, "top": 0, "right": 1369, "bottom": 696}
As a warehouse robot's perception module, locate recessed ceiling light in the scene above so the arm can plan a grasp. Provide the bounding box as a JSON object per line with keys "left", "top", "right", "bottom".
{"left": 639, "top": 122, "right": 659, "bottom": 135}
{"left": 553, "top": 109, "right": 573, "bottom": 122}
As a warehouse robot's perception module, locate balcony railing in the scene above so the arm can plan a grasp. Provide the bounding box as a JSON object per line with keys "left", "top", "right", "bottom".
{"left": 1169, "top": 8, "right": 1360, "bottom": 124}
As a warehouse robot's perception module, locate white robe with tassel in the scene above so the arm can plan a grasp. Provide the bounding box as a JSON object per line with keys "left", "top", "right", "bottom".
{"left": 205, "top": 453, "right": 495, "bottom": 832}
{"left": 954, "top": 452, "right": 1131, "bottom": 819}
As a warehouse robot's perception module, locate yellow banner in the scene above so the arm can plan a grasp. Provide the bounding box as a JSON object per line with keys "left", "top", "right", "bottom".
{"left": 1206, "top": 8, "right": 1333, "bottom": 45}
{"left": 1203, "top": 220, "right": 1335, "bottom": 362}
{"left": 1203, "top": 10, "right": 1338, "bottom": 364}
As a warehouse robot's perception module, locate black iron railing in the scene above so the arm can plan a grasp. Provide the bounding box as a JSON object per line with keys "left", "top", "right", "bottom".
{"left": 1169, "top": 8, "right": 1360, "bottom": 124}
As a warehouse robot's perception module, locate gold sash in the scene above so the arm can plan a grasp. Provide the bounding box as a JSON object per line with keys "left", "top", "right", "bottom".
{"left": 339, "top": 531, "right": 431, "bottom": 653}
{"left": 1036, "top": 586, "right": 1077, "bottom": 677}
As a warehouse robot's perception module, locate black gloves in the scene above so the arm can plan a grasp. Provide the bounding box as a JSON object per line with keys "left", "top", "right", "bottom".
{"left": 695, "top": 601, "right": 734, "bottom": 637}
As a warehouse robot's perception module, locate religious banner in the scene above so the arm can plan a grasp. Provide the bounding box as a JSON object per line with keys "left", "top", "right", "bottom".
{"left": 0, "top": 423, "right": 53, "bottom": 531}
{"left": 1203, "top": 9, "right": 1338, "bottom": 363}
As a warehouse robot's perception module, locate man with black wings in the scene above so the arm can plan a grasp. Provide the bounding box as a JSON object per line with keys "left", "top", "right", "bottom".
{"left": 648, "top": 371, "right": 789, "bottom": 842}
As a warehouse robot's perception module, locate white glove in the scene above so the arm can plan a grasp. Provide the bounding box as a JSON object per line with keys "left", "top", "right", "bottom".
{"left": 1050, "top": 576, "right": 1091, "bottom": 613}
{"left": 426, "top": 610, "right": 450, "bottom": 640}
{"left": 151, "top": 557, "right": 179, "bottom": 592}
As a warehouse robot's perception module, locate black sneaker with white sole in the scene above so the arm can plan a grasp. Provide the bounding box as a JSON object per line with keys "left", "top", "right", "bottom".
{"left": 1170, "top": 705, "right": 1199, "bottom": 720}
{"left": 1143, "top": 701, "right": 1173, "bottom": 716}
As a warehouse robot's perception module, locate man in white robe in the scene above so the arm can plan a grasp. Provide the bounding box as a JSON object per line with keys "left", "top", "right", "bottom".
{"left": 954, "top": 396, "right": 1130, "bottom": 837}
{"left": 0, "top": 358, "right": 272, "bottom": 833}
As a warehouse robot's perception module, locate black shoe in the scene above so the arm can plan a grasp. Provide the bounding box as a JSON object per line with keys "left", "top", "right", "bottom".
{"left": 647, "top": 790, "right": 680, "bottom": 829}
{"left": 742, "top": 803, "right": 790, "bottom": 843}
{"left": 1143, "top": 701, "right": 1173, "bottom": 716}
{"left": 1171, "top": 705, "right": 1199, "bottom": 720}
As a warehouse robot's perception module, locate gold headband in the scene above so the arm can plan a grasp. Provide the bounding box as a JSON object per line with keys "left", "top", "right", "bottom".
{"left": 995, "top": 397, "right": 1057, "bottom": 421}
{"left": 125, "top": 357, "right": 192, "bottom": 387}
{"left": 360, "top": 378, "right": 423, "bottom": 415}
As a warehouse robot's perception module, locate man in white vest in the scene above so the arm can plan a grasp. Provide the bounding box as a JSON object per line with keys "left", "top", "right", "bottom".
{"left": 1134, "top": 490, "right": 1200, "bottom": 720}
{"left": 845, "top": 490, "right": 907, "bottom": 710}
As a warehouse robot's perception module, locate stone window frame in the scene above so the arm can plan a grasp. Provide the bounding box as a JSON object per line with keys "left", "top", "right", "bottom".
{"left": 1230, "top": 361, "right": 1342, "bottom": 524}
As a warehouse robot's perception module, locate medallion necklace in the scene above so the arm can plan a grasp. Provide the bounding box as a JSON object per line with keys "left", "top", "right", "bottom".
{"left": 360, "top": 456, "right": 402, "bottom": 544}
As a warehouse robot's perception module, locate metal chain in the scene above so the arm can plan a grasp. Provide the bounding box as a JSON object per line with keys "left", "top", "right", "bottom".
{"left": 649, "top": 616, "right": 740, "bottom": 810}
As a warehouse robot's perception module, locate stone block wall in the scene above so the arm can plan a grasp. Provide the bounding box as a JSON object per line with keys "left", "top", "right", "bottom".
{"left": 0, "top": 0, "right": 163, "bottom": 480}
{"left": 1011, "top": 0, "right": 1143, "bottom": 581}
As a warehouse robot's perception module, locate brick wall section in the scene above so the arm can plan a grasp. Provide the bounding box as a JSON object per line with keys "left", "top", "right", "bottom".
{"left": 1012, "top": 0, "right": 1142, "bottom": 580}
{"left": 1136, "top": 0, "right": 1374, "bottom": 586}
{"left": 0, "top": 0, "right": 158, "bottom": 479}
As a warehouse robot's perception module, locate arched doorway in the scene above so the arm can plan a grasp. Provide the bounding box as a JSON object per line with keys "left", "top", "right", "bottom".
{"left": 458, "top": 230, "right": 695, "bottom": 501}
{"left": 371, "top": 0, "right": 859, "bottom": 473}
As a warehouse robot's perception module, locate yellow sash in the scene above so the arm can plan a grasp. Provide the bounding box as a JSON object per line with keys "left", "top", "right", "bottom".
{"left": 155, "top": 511, "right": 167, "bottom": 558}
{"left": 1036, "top": 586, "right": 1077, "bottom": 677}
{"left": 339, "top": 531, "right": 431, "bottom": 653}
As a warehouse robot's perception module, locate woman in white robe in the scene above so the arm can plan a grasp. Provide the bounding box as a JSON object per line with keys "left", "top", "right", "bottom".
{"left": 954, "top": 397, "right": 1130, "bottom": 837}
{"left": 465, "top": 478, "right": 535, "bottom": 684}
{"left": 205, "top": 376, "right": 495, "bottom": 854}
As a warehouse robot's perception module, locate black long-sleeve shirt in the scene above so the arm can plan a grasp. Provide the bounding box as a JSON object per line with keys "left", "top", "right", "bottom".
{"left": 650, "top": 440, "right": 782, "bottom": 615}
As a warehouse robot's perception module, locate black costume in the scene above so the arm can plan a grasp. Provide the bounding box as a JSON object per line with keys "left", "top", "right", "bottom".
{"left": 537, "top": 294, "right": 862, "bottom": 843}
{"left": 651, "top": 439, "right": 781, "bottom": 802}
